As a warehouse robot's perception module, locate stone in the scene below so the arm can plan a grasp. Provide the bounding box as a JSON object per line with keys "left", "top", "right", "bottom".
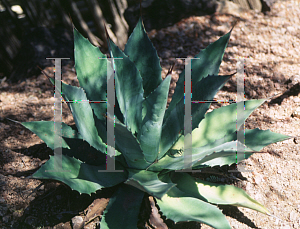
{"left": 215, "top": 0, "right": 249, "bottom": 16}
{"left": 71, "top": 216, "right": 84, "bottom": 229}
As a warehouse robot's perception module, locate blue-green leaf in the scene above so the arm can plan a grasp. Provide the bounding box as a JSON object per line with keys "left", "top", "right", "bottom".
{"left": 138, "top": 75, "right": 171, "bottom": 163}
{"left": 191, "top": 74, "right": 234, "bottom": 129}
{"left": 172, "top": 99, "right": 266, "bottom": 150}
{"left": 192, "top": 129, "right": 291, "bottom": 168}
{"left": 74, "top": 28, "right": 108, "bottom": 121}
{"left": 124, "top": 17, "right": 162, "bottom": 98}
{"left": 150, "top": 139, "right": 254, "bottom": 171}
{"left": 243, "top": 128, "right": 291, "bottom": 151}
{"left": 31, "top": 155, "right": 127, "bottom": 195}
{"left": 125, "top": 169, "right": 175, "bottom": 199}
{"left": 62, "top": 136, "right": 107, "bottom": 166}
{"left": 164, "top": 30, "right": 231, "bottom": 122}
{"left": 158, "top": 74, "right": 233, "bottom": 160}
{"left": 60, "top": 82, "right": 107, "bottom": 153}
{"left": 114, "top": 121, "right": 150, "bottom": 169}
{"left": 20, "top": 121, "right": 81, "bottom": 150}
{"left": 109, "top": 39, "right": 144, "bottom": 134}
{"left": 156, "top": 187, "right": 231, "bottom": 229}
{"left": 171, "top": 173, "right": 271, "bottom": 215}
{"left": 100, "top": 184, "right": 145, "bottom": 229}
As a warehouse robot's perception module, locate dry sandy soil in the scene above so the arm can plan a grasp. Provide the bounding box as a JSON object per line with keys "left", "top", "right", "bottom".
{"left": 1, "top": 0, "right": 300, "bottom": 228}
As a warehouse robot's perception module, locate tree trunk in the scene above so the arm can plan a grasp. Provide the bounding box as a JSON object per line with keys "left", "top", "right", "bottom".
{"left": 52, "top": 0, "right": 73, "bottom": 30}
{"left": 107, "top": 0, "right": 128, "bottom": 49}
{"left": 85, "top": 0, "right": 117, "bottom": 48}
{"left": 63, "top": 0, "right": 102, "bottom": 46}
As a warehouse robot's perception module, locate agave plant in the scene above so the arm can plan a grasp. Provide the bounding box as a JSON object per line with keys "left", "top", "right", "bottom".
{"left": 16, "top": 17, "right": 290, "bottom": 228}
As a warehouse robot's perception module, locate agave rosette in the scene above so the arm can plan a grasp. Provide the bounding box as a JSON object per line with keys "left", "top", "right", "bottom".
{"left": 18, "top": 18, "right": 291, "bottom": 228}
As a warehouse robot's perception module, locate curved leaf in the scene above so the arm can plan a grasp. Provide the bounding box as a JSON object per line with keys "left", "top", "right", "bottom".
{"left": 109, "top": 39, "right": 144, "bottom": 134}
{"left": 164, "top": 30, "right": 231, "bottom": 122}
{"left": 114, "top": 121, "right": 150, "bottom": 169}
{"left": 100, "top": 184, "right": 145, "bottom": 229}
{"left": 158, "top": 74, "right": 233, "bottom": 160}
{"left": 125, "top": 169, "right": 175, "bottom": 199}
{"left": 31, "top": 155, "right": 127, "bottom": 195}
{"left": 74, "top": 28, "right": 108, "bottom": 121}
{"left": 243, "top": 128, "right": 291, "bottom": 151}
{"left": 20, "top": 121, "right": 82, "bottom": 150}
{"left": 156, "top": 187, "right": 231, "bottom": 229}
{"left": 158, "top": 96, "right": 184, "bottom": 160}
{"left": 192, "top": 129, "right": 291, "bottom": 168}
{"left": 124, "top": 17, "right": 162, "bottom": 98}
{"left": 171, "top": 173, "right": 271, "bottom": 215}
{"left": 172, "top": 99, "right": 266, "bottom": 150}
{"left": 138, "top": 75, "right": 171, "bottom": 163}
{"left": 149, "top": 139, "right": 254, "bottom": 171}
{"left": 191, "top": 74, "right": 234, "bottom": 129}
{"left": 60, "top": 82, "right": 107, "bottom": 153}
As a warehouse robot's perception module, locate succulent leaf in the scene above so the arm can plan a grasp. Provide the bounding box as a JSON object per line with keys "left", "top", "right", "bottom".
{"left": 164, "top": 30, "right": 231, "bottom": 122}
{"left": 156, "top": 187, "right": 231, "bottom": 229}
{"left": 243, "top": 128, "right": 291, "bottom": 151}
{"left": 191, "top": 73, "right": 234, "bottom": 129}
{"left": 138, "top": 75, "right": 171, "bottom": 163}
{"left": 108, "top": 38, "right": 144, "bottom": 134}
{"left": 125, "top": 169, "right": 176, "bottom": 199}
{"left": 114, "top": 121, "right": 150, "bottom": 169}
{"left": 31, "top": 155, "right": 127, "bottom": 195}
{"left": 193, "top": 129, "right": 291, "bottom": 168}
{"left": 150, "top": 139, "right": 254, "bottom": 171}
{"left": 158, "top": 95, "right": 184, "bottom": 160}
{"left": 158, "top": 74, "right": 234, "bottom": 160}
{"left": 74, "top": 28, "right": 108, "bottom": 121}
{"left": 124, "top": 17, "right": 162, "bottom": 98}
{"left": 100, "top": 184, "right": 145, "bottom": 229}
{"left": 20, "top": 121, "right": 82, "bottom": 149}
{"left": 59, "top": 81, "right": 108, "bottom": 153}
{"left": 172, "top": 99, "right": 267, "bottom": 151}
{"left": 170, "top": 172, "right": 271, "bottom": 215}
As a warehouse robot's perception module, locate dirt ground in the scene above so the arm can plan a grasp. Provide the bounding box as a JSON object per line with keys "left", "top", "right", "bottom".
{"left": 1, "top": 0, "right": 300, "bottom": 228}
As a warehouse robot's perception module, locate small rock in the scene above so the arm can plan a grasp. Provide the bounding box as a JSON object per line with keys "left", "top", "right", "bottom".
{"left": 2, "top": 215, "right": 10, "bottom": 223}
{"left": 156, "top": 30, "right": 165, "bottom": 40}
{"left": 0, "top": 206, "right": 8, "bottom": 216}
{"left": 289, "top": 210, "right": 297, "bottom": 221}
{"left": 167, "top": 26, "right": 179, "bottom": 34}
{"left": 286, "top": 26, "right": 295, "bottom": 33}
{"left": 72, "top": 216, "right": 84, "bottom": 229}
{"left": 176, "top": 46, "right": 183, "bottom": 52}
{"left": 291, "top": 106, "right": 300, "bottom": 118}
{"left": 25, "top": 216, "right": 38, "bottom": 226}
{"left": 161, "top": 50, "right": 172, "bottom": 59}
{"left": 293, "top": 97, "right": 300, "bottom": 103}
